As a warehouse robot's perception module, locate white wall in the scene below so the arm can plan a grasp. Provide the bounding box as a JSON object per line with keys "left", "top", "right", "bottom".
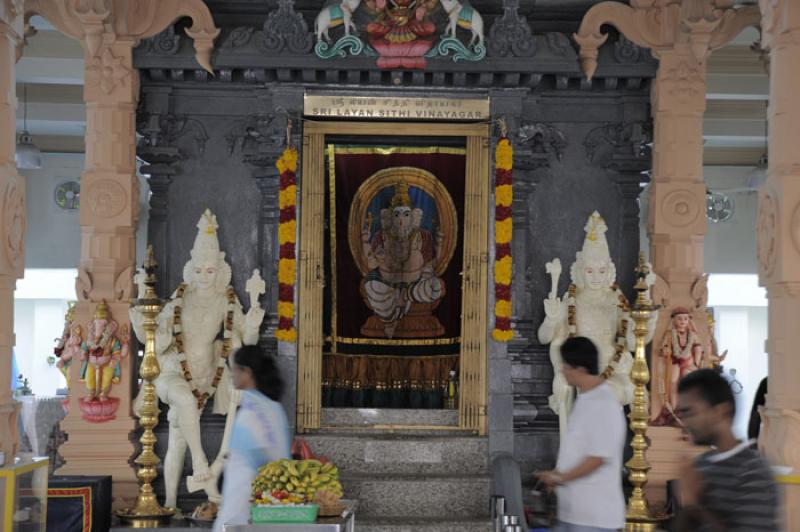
{"left": 704, "top": 166, "right": 759, "bottom": 274}
{"left": 14, "top": 269, "right": 79, "bottom": 396}
{"left": 21, "top": 152, "right": 150, "bottom": 270}
{"left": 639, "top": 165, "right": 759, "bottom": 275}
{"left": 708, "top": 274, "right": 768, "bottom": 440}
{"left": 22, "top": 153, "right": 83, "bottom": 268}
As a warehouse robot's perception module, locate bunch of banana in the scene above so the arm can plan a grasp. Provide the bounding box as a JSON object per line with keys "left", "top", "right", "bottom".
{"left": 253, "top": 458, "right": 343, "bottom": 503}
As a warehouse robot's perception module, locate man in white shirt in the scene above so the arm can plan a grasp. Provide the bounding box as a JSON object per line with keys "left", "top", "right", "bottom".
{"left": 536, "top": 336, "right": 626, "bottom": 531}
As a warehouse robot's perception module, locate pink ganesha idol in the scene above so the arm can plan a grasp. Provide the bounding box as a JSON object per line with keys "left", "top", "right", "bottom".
{"left": 78, "top": 300, "right": 130, "bottom": 422}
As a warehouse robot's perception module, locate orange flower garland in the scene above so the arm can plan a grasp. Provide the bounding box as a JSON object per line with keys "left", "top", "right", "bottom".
{"left": 493, "top": 137, "right": 513, "bottom": 342}
{"left": 276, "top": 146, "right": 298, "bottom": 342}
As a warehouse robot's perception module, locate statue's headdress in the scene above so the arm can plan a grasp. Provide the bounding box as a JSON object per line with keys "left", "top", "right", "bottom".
{"left": 94, "top": 300, "right": 109, "bottom": 320}
{"left": 182, "top": 209, "right": 232, "bottom": 290}
{"left": 190, "top": 209, "right": 221, "bottom": 263}
{"left": 579, "top": 211, "right": 611, "bottom": 264}
{"left": 390, "top": 182, "right": 413, "bottom": 209}
{"left": 670, "top": 306, "right": 692, "bottom": 318}
{"left": 570, "top": 211, "right": 616, "bottom": 287}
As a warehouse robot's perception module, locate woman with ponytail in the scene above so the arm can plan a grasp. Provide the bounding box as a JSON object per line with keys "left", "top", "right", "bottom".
{"left": 213, "top": 345, "right": 291, "bottom": 532}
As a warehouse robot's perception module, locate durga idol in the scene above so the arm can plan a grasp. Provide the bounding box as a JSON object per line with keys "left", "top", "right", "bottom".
{"left": 130, "top": 209, "right": 265, "bottom": 509}
{"left": 360, "top": 181, "right": 445, "bottom": 338}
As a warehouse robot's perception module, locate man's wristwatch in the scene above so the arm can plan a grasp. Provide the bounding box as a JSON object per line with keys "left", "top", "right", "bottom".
{"left": 551, "top": 473, "right": 564, "bottom": 485}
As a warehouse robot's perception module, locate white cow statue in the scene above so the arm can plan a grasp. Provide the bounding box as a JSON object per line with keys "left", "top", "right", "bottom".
{"left": 315, "top": 0, "right": 361, "bottom": 43}
{"left": 439, "top": 0, "right": 484, "bottom": 47}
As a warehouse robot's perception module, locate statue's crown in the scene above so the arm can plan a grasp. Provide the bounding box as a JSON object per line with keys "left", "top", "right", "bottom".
{"left": 390, "top": 181, "right": 413, "bottom": 209}
{"left": 191, "top": 208, "right": 221, "bottom": 262}
{"left": 94, "top": 300, "right": 109, "bottom": 320}
{"left": 579, "top": 210, "right": 610, "bottom": 263}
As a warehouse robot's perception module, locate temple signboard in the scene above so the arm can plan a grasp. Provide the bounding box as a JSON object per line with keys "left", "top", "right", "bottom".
{"left": 303, "top": 94, "right": 490, "bottom": 121}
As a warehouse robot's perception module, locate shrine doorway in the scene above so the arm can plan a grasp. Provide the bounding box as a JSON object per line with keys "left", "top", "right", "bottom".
{"left": 296, "top": 120, "right": 490, "bottom": 434}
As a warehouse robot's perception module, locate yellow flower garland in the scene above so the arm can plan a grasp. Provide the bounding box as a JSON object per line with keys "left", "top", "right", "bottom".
{"left": 277, "top": 146, "right": 299, "bottom": 342}
{"left": 492, "top": 137, "right": 513, "bottom": 342}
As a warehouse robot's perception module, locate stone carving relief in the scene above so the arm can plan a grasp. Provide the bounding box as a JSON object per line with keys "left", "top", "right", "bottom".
{"left": 85, "top": 47, "right": 133, "bottom": 95}
{"left": 757, "top": 192, "right": 778, "bottom": 276}
{"left": 661, "top": 189, "right": 702, "bottom": 228}
{"left": 2, "top": 182, "right": 25, "bottom": 269}
{"left": 221, "top": 26, "right": 255, "bottom": 49}
{"left": 215, "top": 1, "right": 313, "bottom": 54}
{"left": 84, "top": 179, "right": 127, "bottom": 218}
{"left": 583, "top": 122, "right": 651, "bottom": 168}
{"left": 225, "top": 114, "right": 279, "bottom": 155}
{"left": 76, "top": 267, "right": 93, "bottom": 301}
{"left": 663, "top": 61, "right": 702, "bottom": 104}
{"left": 25, "top": 0, "right": 220, "bottom": 75}
{"left": 312, "top": 0, "right": 487, "bottom": 67}
{"left": 573, "top": 0, "right": 760, "bottom": 80}
{"left": 517, "top": 122, "right": 567, "bottom": 165}
{"left": 487, "top": 0, "right": 536, "bottom": 58}
{"left": 137, "top": 25, "right": 181, "bottom": 56}
{"left": 137, "top": 112, "right": 209, "bottom": 156}
{"left": 545, "top": 33, "right": 574, "bottom": 57}
{"left": 114, "top": 266, "right": 133, "bottom": 302}
{"left": 256, "top": 0, "right": 313, "bottom": 54}
{"left": 613, "top": 34, "right": 642, "bottom": 63}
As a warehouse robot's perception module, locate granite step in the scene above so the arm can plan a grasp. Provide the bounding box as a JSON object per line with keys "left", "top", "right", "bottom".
{"left": 357, "top": 517, "right": 493, "bottom": 532}
{"left": 321, "top": 408, "right": 459, "bottom": 428}
{"left": 341, "top": 473, "right": 490, "bottom": 519}
{"left": 303, "top": 432, "right": 488, "bottom": 475}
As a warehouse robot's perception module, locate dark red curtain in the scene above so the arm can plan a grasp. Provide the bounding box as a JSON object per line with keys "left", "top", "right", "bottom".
{"left": 327, "top": 146, "right": 465, "bottom": 352}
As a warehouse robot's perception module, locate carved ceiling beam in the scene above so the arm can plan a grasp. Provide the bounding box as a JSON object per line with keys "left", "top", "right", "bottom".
{"left": 24, "top": 0, "right": 219, "bottom": 74}
{"left": 574, "top": 1, "right": 760, "bottom": 81}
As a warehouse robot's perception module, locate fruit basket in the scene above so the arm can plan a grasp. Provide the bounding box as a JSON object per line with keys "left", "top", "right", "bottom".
{"left": 251, "top": 458, "right": 345, "bottom": 524}
{"left": 251, "top": 503, "right": 319, "bottom": 524}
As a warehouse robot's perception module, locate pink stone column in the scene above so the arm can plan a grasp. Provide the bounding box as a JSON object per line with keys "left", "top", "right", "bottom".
{"left": 758, "top": 1, "right": 800, "bottom": 527}
{"left": 574, "top": 0, "right": 760, "bottom": 510}
{"left": 22, "top": 0, "right": 218, "bottom": 506}
{"left": 0, "top": 0, "right": 26, "bottom": 461}
{"left": 55, "top": 36, "right": 142, "bottom": 506}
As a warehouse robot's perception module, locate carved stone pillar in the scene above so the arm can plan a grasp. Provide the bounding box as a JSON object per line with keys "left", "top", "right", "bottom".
{"left": 24, "top": 0, "right": 218, "bottom": 506}
{"left": 59, "top": 34, "right": 142, "bottom": 505}
{"left": 575, "top": 0, "right": 759, "bottom": 509}
{"left": 0, "top": 0, "right": 25, "bottom": 460}
{"left": 758, "top": 1, "right": 800, "bottom": 527}
{"left": 242, "top": 86, "right": 304, "bottom": 432}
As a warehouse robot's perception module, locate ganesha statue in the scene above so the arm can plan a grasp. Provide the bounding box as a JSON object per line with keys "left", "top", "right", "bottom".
{"left": 77, "top": 301, "right": 130, "bottom": 422}
{"left": 537, "top": 211, "right": 658, "bottom": 439}
{"left": 130, "top": 209, "right": 265, "bottom": 509}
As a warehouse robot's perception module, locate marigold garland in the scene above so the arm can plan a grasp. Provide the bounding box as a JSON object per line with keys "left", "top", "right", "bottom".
{"left": 567, "top": 283, "right": 631, "bottom": 379}
{"left": 492, "top": 137, "right": 514, "bottom": 342}
{"left": 276, "top": 146, "right": 298, "bottom": 342}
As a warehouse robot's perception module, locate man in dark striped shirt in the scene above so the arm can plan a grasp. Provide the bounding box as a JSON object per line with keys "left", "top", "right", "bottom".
{"left": 675, "top": 369, "right": 780, "bottom": 531}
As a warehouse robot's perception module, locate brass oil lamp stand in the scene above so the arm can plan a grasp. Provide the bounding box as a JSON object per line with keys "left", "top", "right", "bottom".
{"left": 624, "top": 255, "right": 666, "bottom": 532}
{"left": 116, "top": 246, "right": 176, "bottom": 525}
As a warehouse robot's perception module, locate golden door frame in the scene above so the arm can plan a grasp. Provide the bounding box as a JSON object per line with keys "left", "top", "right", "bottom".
{"left": 296, "top": 121, "right": 490, "bottom": 434}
